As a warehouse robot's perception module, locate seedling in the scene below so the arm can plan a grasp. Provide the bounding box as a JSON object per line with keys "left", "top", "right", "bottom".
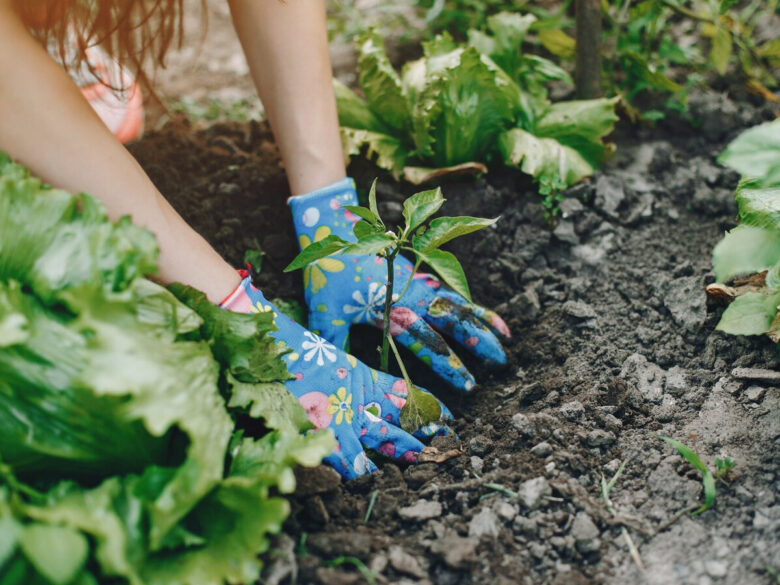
{"left": 324, "top": 557, "right": 378, "bottom": 585}
{"left": 658, "top": 436, "right": 737, "bottom": 515}
{"left": 285, "top": 180, "right": 496, "bottom": 430}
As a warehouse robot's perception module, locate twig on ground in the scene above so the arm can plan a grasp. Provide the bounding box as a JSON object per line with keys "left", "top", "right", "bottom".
{"left": 601, "top": 461, "right": 645, "bottom": 573}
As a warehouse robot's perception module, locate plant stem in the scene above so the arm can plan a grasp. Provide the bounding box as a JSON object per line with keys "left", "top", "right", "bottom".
{"left": 388, "top": 334, "right": 412, "bottom": 388}
{"left": 395, "top": 255, "right": 422, "bottom": 304}
{"left": 380, "top": 249, "right": 397, "bottom": 372}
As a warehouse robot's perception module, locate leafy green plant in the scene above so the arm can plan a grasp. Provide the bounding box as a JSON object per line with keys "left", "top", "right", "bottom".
{"left": 335, "top": 25, "right": 618, "bottom": 197}
{"left": 0, "top": 154, "right": 334, "bottom": 585}
{"left": 285, "top": 180, "right": 495, "bottom": 430}
{"left": 659, "top": 436, "right": 733, "bottom": 515}
{"left": 711, "top": 119, "right": 780, "bottom": 350}
{"left": 542, "top": 0, "right": 780, "bottom": 119}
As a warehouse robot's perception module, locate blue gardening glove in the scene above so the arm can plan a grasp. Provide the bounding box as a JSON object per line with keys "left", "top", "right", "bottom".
{"left": 288, "top": 178, "right": 511, "bottom": 392}
{"left": 221, "top": 274, "right": 452, "bottom": 479}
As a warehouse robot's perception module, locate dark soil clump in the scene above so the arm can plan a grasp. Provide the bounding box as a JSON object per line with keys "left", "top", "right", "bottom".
{"left": 129, "top": 92, "right": 779, "bottom": 585}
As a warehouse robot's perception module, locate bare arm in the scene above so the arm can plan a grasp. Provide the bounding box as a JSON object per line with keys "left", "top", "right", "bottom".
{"left": 226, "top": 0, "right": 346, "bottom": 196}
{"left": 0, "top": 0, "right": 240, "bottom": 302}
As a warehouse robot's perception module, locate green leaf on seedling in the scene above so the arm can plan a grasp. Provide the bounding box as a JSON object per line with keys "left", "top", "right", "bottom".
{"left": 659, "top": 436, "right": 716, "bottom": 515}
{"left": 354, "top": 221, "right": 380, "bottom": 240}
{"left": 343, "top": 205, "right": 382, "bottom": 227}
{"left": 715, "top": 290, "right": 780, "bottom": 336}
{"left": 367, "top": 178, "right": 380, "bottom": 221}
{"left": 766, "top": 260, "right": 780, "bottom": 291}
{"left": 284, "top": 235, "right": 350, "bottom": 272}
{"left": 712, "top": 225, "right": 780, "bottom": 282}
{"left": 343, "top": 233, "right": 396, "bottom": 256}
{"left": 399, "top": 384, "right": 444, "bottom": 434}
{"left": 413, "top": 216, "right": 497, "bottom": 252}
{"left": 414, "top": 248, "right": 471, "bottom": 301}
{"left": 403, "top": 187, "right": 445, "bottom": 233}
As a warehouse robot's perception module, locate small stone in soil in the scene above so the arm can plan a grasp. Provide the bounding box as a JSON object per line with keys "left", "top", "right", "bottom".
{"left": 583, "top": 429, "right": 616, "bottom": 448}
{"left": 664, "top": 366, "right": 687, "bottom": 396}
{"left": 531, "top": 442, "right": 553, "bottom": 457}
{"left": 511, "top": 413, "right": 536, "bottom": 438}
{"left": 469, "top": 507, "right": 501, "bottom": 539}
{"left": 470, "top": 456, "right": 484, "bottom": 474}
{"left": 388, "top": 545, "right": 427, "bottom": 579}
{"left": 429, "top": 534, "right": 479, "bottom": 569}
{"left": 563, "top": 300, "right": 597, "bottom": 319}
{"left": 744, "top": 385, "right": 766, "bottom": 402}
{"left": 494, "top": 500, "right": 517, "bottom": 522}
{"left": 704, "top": 559, "right": 729, "bottom": 578}
{"left": 512, "top": 515, "right": 538, "bottom": 536}
{"left": 663, "top": 275, "right": 707, "bottom": 332}
{"left": 398, "top": 500, "right": 443, "bottom": 521}
{"left": 468, "top": 434, "right": 492, "bottom": 456}
{"left": 570, "top": 512, "right": 601, "bottom": 555}
{"left": 560, "top": 400, "right": 585, "bottom": 421}
{"left": 517, "top": 477, "right": 551, "bottom": 510}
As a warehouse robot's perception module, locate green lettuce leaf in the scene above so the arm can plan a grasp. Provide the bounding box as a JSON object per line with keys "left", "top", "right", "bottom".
{"left": 532, "top": 97, "right": 620, "bottom": 166}
{"left": 712, "top": 224, "right": 780, "bottom": 282}
{"left": 499, "top": 128, "right": 593, "bottom": 193}
{"left": 0, "top": 156, "right": 158, "bottom": 307}
{"left": 716, "top": 290, "right": 780, "bottom": 336}
{"left": 735, "top": 180, "right": 780, "bottom": 231}
{"left": 412, "top": 46, "right": 518, "bottom": 166}
{"left": 357, "top": 31, "right": 411, "bottom": 132}
{"left": 718, "top": 119, "right": 780, "bottom": 187}
{"left": 0, "top": 156, "right": 333, "bottom": 585}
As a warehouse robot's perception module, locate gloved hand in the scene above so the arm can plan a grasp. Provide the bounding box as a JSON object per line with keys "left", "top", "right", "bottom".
{"left": 288, "top": 178, "right": 511, "bottom": 392}
{"left": 221, "top": 273, "right": 452, "bottom": 479}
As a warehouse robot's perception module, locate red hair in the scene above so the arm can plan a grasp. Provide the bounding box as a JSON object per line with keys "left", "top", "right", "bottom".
{"left": 14, "top": 0, "right": 199, "bottom": 90}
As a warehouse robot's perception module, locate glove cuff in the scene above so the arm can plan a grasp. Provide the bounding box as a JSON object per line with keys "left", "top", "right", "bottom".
{"left": 219, "top": 272, "right": 271, "bottom": 314}
{"left": 289, "top": 177, "right": 359, "bottom": 247}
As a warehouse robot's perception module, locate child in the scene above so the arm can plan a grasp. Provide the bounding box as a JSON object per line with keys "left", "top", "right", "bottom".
{"left": 0, "top": 0, "right": 511, "bottom": 478}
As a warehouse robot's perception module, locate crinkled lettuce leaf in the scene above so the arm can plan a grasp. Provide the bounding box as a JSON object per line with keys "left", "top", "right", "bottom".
{"left": 356, "top": 31, "right": 411, "bottom": 133}
{"left": 499, "top": 97, "right": 619, "bottom": 191}
{"left": 0, "top": 156, "right": 334, "bottom": 585}
{"left": 412, "top": 46, "right": 518, "bottom": 167}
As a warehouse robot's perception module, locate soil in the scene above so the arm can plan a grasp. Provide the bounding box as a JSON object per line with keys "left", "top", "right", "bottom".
{"left": 124, "top": 2, "right": 780, "bottom": 582}
{"left": 127, "top": 86, "right": 780, "bottom": 585}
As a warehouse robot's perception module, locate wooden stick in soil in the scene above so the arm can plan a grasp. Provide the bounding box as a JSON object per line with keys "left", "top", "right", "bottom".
{"left": 575, "top": 0, "right": 603, "bottom": 99}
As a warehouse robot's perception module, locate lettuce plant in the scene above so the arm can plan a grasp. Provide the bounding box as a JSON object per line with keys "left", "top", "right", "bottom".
{"left": 0, "top": 154, "right": 334, "bottom": 585}
{"left": 335, "top": 16, "right": 618, "bottom": 196}
{"left": 711, "top": 119, "right": 780, "bottom": 349}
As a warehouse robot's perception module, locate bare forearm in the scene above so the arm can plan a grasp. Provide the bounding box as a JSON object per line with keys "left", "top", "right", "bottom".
{"left": 0, "top": 1, "right": 239, "bottom": 302}
{"left": 227, "top": 0, "right": 345, "bottom": 195}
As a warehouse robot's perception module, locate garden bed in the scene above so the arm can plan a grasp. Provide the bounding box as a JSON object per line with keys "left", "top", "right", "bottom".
{"left": 128, "top": 90, "right": 779, "bottom": 585}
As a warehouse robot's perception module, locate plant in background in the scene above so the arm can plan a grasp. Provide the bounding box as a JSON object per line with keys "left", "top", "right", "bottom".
{"left": 709, "top": 119, "right": 780, "bottom": 351}
{"left": 285, "top": 180, "right": 495, "bottom": 430}
{"left": 541, "top": 0, "right": 780, "bottom": 120}
{"left": 0, "top": 154, "right": 334, "bottom": 585}
{"left": 336, "top": 24, "right": 618, "bottom": 202}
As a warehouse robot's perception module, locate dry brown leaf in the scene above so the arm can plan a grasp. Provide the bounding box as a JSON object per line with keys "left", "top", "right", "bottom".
{"left": 417, "top": 446, "right": 463, "bottom": 464}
